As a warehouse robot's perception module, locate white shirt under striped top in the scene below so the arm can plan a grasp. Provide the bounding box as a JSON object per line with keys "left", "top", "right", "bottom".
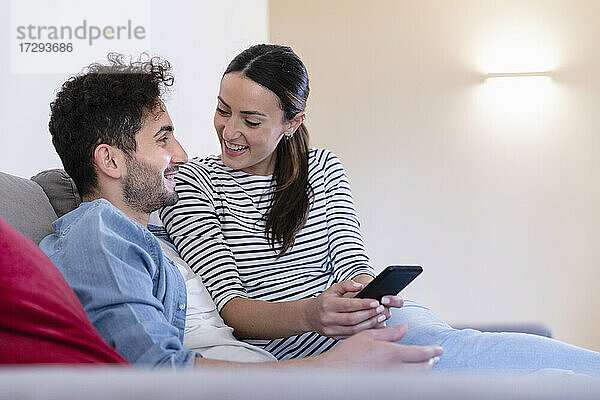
{"left": 160, "top": 148, "right": 375, "bottom": 360}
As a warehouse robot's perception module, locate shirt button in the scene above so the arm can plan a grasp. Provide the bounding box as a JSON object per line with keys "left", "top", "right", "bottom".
{"left": 178, "top": 302, "right": 186, "bottom": 311}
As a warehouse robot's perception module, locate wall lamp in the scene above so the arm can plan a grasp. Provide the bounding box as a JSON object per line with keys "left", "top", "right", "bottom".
{"left": 485, "top": 72, "right": 552, "bottom": 80}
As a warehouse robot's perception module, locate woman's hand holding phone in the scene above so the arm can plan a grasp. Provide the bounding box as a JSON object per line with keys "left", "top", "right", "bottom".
{"left": 304, "top": 280, "right": 389, "bottom": 339}
{"left": 373, "top": 294, "right": 404, "bottom": 328}
{"left": 304, "top": 265, "right": 420, "bottom": 338}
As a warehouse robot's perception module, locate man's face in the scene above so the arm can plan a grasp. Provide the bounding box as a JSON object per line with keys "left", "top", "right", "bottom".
{"left": 122, "top": 106, "right": 188, "bottom": 214}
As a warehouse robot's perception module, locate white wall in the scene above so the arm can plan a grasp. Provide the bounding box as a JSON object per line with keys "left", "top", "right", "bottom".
{"left": 271, "top": 0, "right": 600, "bottom": 350}
{"left": 0, "top": 0, "right": 268, "bottom": 178}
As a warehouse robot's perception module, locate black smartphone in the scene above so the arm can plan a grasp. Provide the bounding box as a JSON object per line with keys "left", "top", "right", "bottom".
{"left": 354, "top": 265, "right": 422, "bottom": 300}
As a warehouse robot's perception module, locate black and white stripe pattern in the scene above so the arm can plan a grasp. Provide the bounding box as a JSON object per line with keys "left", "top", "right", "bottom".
{"left": 160, "top": 148, "right": 374, "bottom": 360}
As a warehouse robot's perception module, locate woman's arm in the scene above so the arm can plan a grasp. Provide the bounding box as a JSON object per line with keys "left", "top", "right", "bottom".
{"left": 160, "top": 162, "right": 247, "bottom": 311}
{"left": 321, "top": 150, "right": 405, "bottom": 324}
{"left": 160, "top": 159, "right": 385, "bottom": 340}
{"left": 319, "top": 150, "right": 376, "bottom": 283}
{"left": 221, "top": 281, "right": 384, "bottom": 339}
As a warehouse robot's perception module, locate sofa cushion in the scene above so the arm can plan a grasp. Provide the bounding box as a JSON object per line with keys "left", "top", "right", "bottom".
{"left": 0, "top": 216, "right": 129, "bottom": 365}
{"left": 0, "top": 171, "right": 57, "bottom": 244}
{"left": 31, "top": 169, "right": 81, "bottom": 218}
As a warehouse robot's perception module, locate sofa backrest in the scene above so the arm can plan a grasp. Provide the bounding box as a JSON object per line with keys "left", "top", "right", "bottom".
{"left": 0, "top": 169, "right": 81, "bottom": 244}
{"left": 0, "top": 172, "right": 57, "bottom": 244}
{"left": 31, "top": 169, "right": 82, "bottom": 218}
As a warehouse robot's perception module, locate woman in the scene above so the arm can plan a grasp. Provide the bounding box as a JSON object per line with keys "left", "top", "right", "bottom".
{"left": 161, "top": 44, "right": 600, "bottom": 373}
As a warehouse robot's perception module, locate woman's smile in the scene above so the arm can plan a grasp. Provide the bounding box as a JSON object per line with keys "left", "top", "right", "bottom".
{"left": 223, "top": 140, "right": 249, "bottom": 156}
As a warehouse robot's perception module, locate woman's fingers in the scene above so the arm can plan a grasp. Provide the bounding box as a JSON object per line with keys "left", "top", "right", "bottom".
{"left": 325, "top": 296, "right": 381, "bottom": 313}
{"left": 326, "top": 304, "right": 386, "bottom": 326}
{"left": 374, "top": 320, "right": 387, "bottom": 329}
{"left": 381, "top": 295, "right": 404, "bottom": 308}
{"left": 322, "top": 313, "right": 386, "bottom": 337}
{"left": 329, "top": 280, "right": 364, "bottom": 296}
{"left": 316, "top": 282, "right": 405, "bottom": 337}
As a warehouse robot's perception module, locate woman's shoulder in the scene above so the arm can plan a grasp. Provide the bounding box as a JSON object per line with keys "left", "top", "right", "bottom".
{"left": 308, "top": 148, "right": 349, "bottom": 191}
{"left": 179, "top": 155, "right": 229, "bottom": 179}
{"left": 183, "top": 155, "right": 222, "bottom": 173}
{"left": 308, "top": 148, "right": 344, "bottom": 170}
{"left": 175, "top": 155, "right": 225, "bottom": 192}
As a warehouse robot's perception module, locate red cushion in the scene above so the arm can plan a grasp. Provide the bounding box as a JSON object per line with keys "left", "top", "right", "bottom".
{"left": 0, "top": 217, "right": 128, "bottom": 365}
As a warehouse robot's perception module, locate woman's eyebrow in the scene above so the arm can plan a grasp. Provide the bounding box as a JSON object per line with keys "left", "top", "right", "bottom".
{"left": 240, "top": 110, "right": 267, "bottom": 117}
{"left": 217, "top": 96, "right": 231, "bottom": 108}
{"left": 218, "top": 96, "right": 267, "bottom": 117}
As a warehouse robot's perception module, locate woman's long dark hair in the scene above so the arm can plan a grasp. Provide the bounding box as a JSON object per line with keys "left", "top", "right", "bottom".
{"left": 224, "top": 44, "right": 311, "bottom": 257}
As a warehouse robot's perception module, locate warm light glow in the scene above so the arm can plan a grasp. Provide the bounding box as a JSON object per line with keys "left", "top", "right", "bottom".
{"left": 470, "top": 23, "right": 561, "bottom": 134}
{"left": 470, "top": 16, "right": 563, "bottom": 76}
{"left": 474, "top": 32, "right": 560, "bottom": 75}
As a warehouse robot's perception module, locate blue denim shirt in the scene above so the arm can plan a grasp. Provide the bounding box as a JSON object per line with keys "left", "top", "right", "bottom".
{"left": 40, "top": 199, "right": 197, "bottom": 368}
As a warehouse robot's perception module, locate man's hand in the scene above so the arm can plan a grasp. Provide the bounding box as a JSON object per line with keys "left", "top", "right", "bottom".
{"left": 319, "top": 324, "right": 443, "bottom": 371}
{"left": 304, "top": 280, "right": 387, "bottom": 339}
{"left": 195, "top": 324, "right": 442, "bottom": 372}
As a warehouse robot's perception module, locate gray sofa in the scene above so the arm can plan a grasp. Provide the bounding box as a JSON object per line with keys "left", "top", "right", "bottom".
{"left": 0, "top": 169, "right": 596, "bottom": 399}
{"left": 0, "top": 169, "right": 81, "bottom": 244}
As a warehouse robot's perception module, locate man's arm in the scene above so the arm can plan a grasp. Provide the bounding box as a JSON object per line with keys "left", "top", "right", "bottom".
{"left": 42, "top": 203, "right": 198, "bottom": 368}
{"left": 195, "top": 324, "right": 443, "bottom": 371}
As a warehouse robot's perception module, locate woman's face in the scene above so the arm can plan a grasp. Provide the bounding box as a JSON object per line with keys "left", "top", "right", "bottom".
{"left": 214, "top": 72, "right": 290, "bottom": 176}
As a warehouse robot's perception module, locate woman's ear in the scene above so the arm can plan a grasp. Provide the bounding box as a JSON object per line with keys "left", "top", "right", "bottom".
{"left": 285, "top": 112, "right": 306, "bottom": 137}
{"left": 93, "top": 144, "right": 125, "bottom": 180}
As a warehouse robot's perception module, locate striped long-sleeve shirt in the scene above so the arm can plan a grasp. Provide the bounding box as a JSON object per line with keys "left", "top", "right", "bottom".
{"left": 160, "top": 148, "right": 375, "bottom": 360}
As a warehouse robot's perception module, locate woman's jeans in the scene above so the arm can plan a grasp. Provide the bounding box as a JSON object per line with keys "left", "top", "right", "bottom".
{"left": 389, "top": 300, "right": 600, "bottom": 375}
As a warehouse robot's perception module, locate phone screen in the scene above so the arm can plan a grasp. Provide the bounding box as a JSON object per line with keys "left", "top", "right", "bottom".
{"left": 354, "top": 265, "right": 422, "bottom": 300}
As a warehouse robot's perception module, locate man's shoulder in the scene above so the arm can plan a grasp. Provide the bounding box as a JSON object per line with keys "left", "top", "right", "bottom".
{"left": 41, "top": 199, "right": 149, "bottom": 256}
{"left": 56, "top": 199, "right": 140, "bottom": 235}
{"left": 41, "top": 199, "right": 167, "bottom": 283}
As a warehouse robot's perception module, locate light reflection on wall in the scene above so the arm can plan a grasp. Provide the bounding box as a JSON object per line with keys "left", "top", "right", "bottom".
{"left": 473, "top": 24, "right": 562, "bottom": 74}
{"left": 470, "top": 25, "right": 563, "bottom": 137}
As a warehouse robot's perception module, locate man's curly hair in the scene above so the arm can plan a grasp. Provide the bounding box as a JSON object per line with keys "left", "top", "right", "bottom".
{"left": 49, "top": 53, "right": 174, "bottom": 197}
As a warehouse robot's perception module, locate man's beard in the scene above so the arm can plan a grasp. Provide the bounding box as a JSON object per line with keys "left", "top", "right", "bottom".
{"left": 122, "top": 155, "right": 179, "bottom": 214}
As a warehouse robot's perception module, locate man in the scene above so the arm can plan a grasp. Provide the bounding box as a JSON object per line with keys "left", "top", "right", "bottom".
{"left": 40, "top": 53, "right": 443, "bottom": 369}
